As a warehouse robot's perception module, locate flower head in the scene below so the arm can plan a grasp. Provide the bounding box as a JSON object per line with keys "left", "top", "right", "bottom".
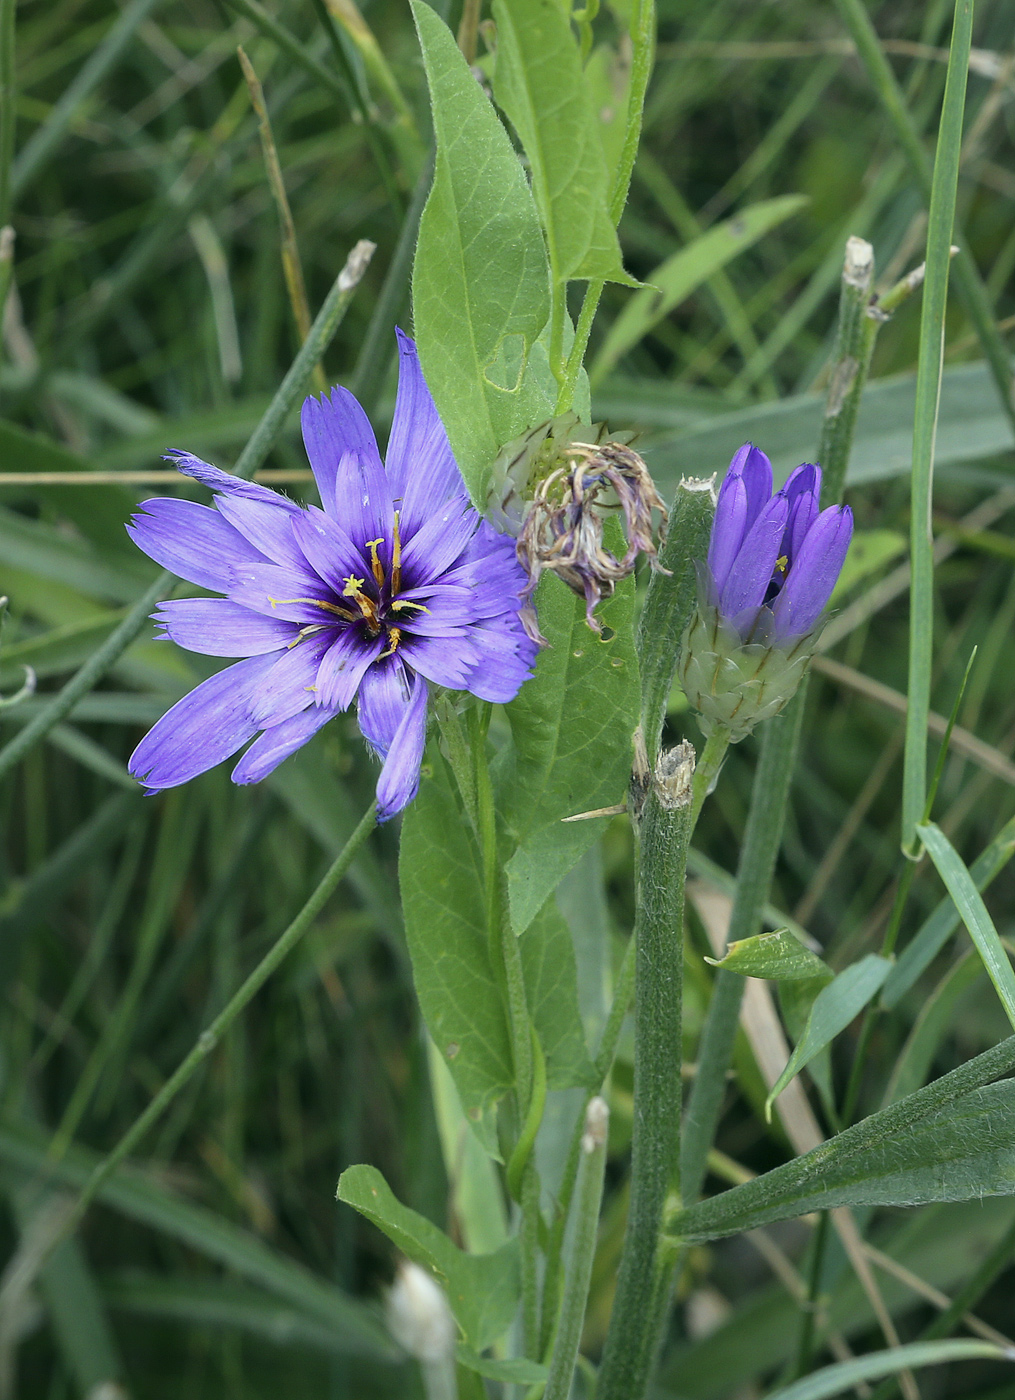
{"left": 705, "top": 443, "right": 852, "bottom": 646}
{"left": 678, "top": 443, "right": 852, "bottom": 741}
{"left": 127, "top": 331, "right": 537, "bottom": 819}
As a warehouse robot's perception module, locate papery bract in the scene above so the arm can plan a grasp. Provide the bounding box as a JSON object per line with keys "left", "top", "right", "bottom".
{"left": 127, "top": 331, "right": 537, "bottom": 820}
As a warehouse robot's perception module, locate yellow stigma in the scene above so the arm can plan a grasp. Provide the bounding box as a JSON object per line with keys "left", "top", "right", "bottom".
{"left": 365, "top": 538, "right": 386, "bottom": 588}
{"left": 391, "top": 598, "right": 430, "bottom": 615}
{"left": 774, "top": 554, "right": 789, "bottom": 575}
{"left": 342, "top": 575, "right": 380, "bottom": 629}
{"left": 268, "top": 595, "right": 357, "bottom": 621}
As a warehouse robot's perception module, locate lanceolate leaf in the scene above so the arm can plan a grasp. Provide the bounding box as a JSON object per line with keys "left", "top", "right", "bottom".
{"left": 705, "top": 928, "right": 832, "bottom": 982}
{"left": 766, "top": 954, "right": 890, "bottom": 1118}
{"left": 411, "top": 0, "right": 554, "bottom": 507}
{"left": 399, "top": 757, "right": 513, "bottom": 1152}
{"left": 519, "top": 898, "right": 597, "bottom": 1090}
{"left": 491, "top": 0, "right": 632, "bottom": 286}
{"left": 589, "top": 195, "right": 808, "bottom": 383}
{"left": 670, "top": 1077, "right": 1015, "bottom": 1243}
{"left": 337, "top": 1165, "right": 520, "bottom": 1352}
{"left": 498, "top": 559, "right": 640, "bottom": 936}
{"left": 917, "top": 820, "right": 1015, "bottom": 1033}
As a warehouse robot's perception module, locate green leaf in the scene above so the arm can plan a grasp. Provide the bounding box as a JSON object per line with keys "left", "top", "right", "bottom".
{"left": 917, "top": 820, "right": 1015, "bottom": 1033}
{"left": 884, "top": 813, "right": 1015, "bottom": 1008}
{"left": 589, "top": 195, "right": 808, "bottom": 383}
{"left": 670, "top": 1077, "right": 1015, "bottom": 1243}
{"left": 399, "top": 757, "right": 513, "bottom": 1152}
{"left": 583, "top": 42, "right": 633, "bottom": 187}
{"left": 456, "top": 1345, "right": 549, "bottom": 1384}
{"left": 885, "top": 950, "right": 983, "bottom": 1106}
{"left": 491, "top": 0, "right": 632, "bottom": 286}
{"left": 765, "top": 954, "right": 891, "bottom": 1117}
{"left": 520, "top": 898, "right": 597, "bottom": 1091}
{"left": 762, "top": 1340, "right": 1009, "bottom": 1400}
{"left": 0, "top": 1120, "right": 394, "bottom": 1359}
{"left": 499, "top": 562, "right": 640, "bottom": 936}
{"left": 411, "top": 0, "right": 554, "bottom": 507}
{"left": 336, "top": 1165, "right": 521, "bottom": 1352}
{"left": 705, "top": 929, "right": 832, "bottom": 982}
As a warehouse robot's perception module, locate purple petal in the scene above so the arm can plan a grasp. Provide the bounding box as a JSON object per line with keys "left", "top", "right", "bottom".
{"left": 397, "top": 497, "right": 477, "bottom": 587}
{"left": 290, "top": 505, "right": 373, "bottom": 594}
{"left": 718, "top": 493, "right": 789, "bottom": 618}
{"left": 333, "top": 450, "right": 397, "bottom": 573}
{"left": 301, "top": 389, "right": 383, "bottom": 514}
{"left": 167, "top": 452, "right": 301, "bottom": 512}
{"left": 247, "top": 632, "right": 333, "bottom": 726}
{"left": 737, "top": 443, "right": 773, "bottom": 530}
{"left": 127, "top": 498, "right": 266, "bottom": 591}
{"left": 153, "top": 598, "right": 298, "bottom": 656}
{"left": 707, "top": 474, "right": 748, "bottom": 595}
{"left": 771, "top": 505, "right": 853, "bottom": 641}
{"left": 461, "top": 623, "right": 537, "bottom": 703}
{"left": 213, "top": 496, "right": 313, "bottom": 573}
{"left": 356, "top": 661, "right": 428, "bottom": 822}
{"left": 315, "top": 629, "right": 385, "bottom": 710}
{"left": 385, "top": 329, "right": 463, "bottom": 530}
{"left": 129, "top": 654, "right": 276, "bottom": 790}
{"left": 227, "top": 560, "right": 336, "bottom": 624}
{"left": 779, "top": 463, "right": 821, "bottom": 566}
{"left": 232, "top": 705, "right": 338, "bottom": 784}
{"left": 399, "top": 633, "right": 479, "bottom": 690}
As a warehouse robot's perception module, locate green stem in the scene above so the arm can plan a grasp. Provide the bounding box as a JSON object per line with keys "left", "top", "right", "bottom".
{"left": 556, "top": 278, "right": 604, "bottom": 416}
{"left": 541, "top": 1099, "right": 609, "bottom": 1400}
{"left": 681, "top": 689, "right": 807, "bottom": 1204}
{"left": 816, "top": 238, "right": 877, "bottom": 507}
{"left": 39, "top": 803, "right": 377, "bottom": 1262}
{"left": 833, "top": 0, "right": 1014, "bottom": 433}
{"left": 596, "top": 750, "right": 693, "bottom": 1400}
{"left": 901, "top": 0, "right": 973, "bottom": 856}
{"left": 0, "top": 243, "right": 373, "bottom": 783}
{"left": 792, "top": 1208, "right": 831, "bottom": 1380}
{"left": 689, "top": 730, "right": 731, "bottom": 830}
{"left": 0, "top": 0, "right": 14, "bottom": 228}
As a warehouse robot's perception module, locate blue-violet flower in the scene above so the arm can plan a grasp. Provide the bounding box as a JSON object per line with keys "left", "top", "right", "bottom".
{"left": 678, "top": 443, "right": 852, "bottom": 740}
{"left": 127, "top": 331, "right": 538, "bottom": 819}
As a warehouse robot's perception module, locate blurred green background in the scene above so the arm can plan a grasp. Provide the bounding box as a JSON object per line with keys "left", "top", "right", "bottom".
{"left": 3, "top": 0, "right": 1015, "bottom": 1395}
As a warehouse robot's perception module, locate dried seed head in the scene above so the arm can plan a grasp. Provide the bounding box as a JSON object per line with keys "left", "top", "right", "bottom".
{"left": 516, "top": 441, "right": 668, "bottom": 643}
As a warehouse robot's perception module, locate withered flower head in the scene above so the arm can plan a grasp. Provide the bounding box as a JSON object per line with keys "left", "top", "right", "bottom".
{"left": 516, "top": 441, "right": 669, "bottom": 644}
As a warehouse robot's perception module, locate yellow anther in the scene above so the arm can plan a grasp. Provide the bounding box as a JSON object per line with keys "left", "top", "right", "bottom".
{"left": 774, "top": 554, "right": 789, "bottom": 575}
{"left": 391, "top": 599, "right": 430, "bottom": 615}
{"left": 378, "top": 627, "right": 402, "bottom": 659}
{"left": 391, "top": 511, "right": 402, "bottom": 595}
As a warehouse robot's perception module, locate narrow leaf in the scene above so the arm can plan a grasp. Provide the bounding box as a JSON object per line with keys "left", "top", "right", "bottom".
{"left": 590, "top": 195, "right": 808, "bottom": 383}
{"left": 765, "top": 954, "right": 890, "bottom": 1117}
{"left": 763, "top": 1340, "right": 1010, "bottom": 1400}
{"left": 917, "top": 820, "right": 1015, "bottom": 1032}
{"left": 337, "top": 1165, "right": 520, "bottom": 1352}
{"left": 456, "top": 1345, "right": 548, "bottom": 1384}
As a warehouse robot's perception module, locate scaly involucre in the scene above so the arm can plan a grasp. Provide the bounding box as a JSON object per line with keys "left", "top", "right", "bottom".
{"left": 127, "top": 331, "right": 538, "bottom": 820}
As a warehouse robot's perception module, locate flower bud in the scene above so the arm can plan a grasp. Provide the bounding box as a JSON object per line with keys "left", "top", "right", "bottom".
{"left": 678, "top": 443, "right": 852, "bottom": 742}
{"left": 385, "top": 1259, "right": 457, "bottom": 1364}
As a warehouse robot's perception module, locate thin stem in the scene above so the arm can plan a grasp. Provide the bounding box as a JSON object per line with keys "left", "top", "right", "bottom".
{"left": 0, "top": 0, "right": 14, "bottom": 227}
{"left": 680, "top": 692, "right": 807, "bottom": 1204}
{"left": 597, "top": 753, "right": 693, "bottom": 1400}
{"left": 689, "top": 730, "right": 731, "bottom": 830}
{"left": 0, "top": 242, "right": 374, "bottom": 782}
{"left": 556, "top": 278, "right": 604, "bottom": 415}
{"left": 541, "top": 1100, "right": 609, "bottom": 1400}
{"left": 35, "top": 803, "right": 377, "bottom": 1265}
{"left": 792, "top": 1209, "right": 831, "bottom": 1379}
{"left": 901, "top": 0, "right": 973, "bottom": 855}
{"left": 816, "top": 238, "right": 876, "bottom": 507}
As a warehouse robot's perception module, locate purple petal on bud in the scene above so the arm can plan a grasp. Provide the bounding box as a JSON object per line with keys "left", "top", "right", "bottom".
{"left": 738, "top": 443, "right": 774, "bottom": 531}
{"left": 718, "top": 492, "right": 789, "bottom": 619}
{"left": 771, "top": 504, "right": 853, "bottom": 641}
{"left": 707, "top": 474, "right": 748, "bottom": 594}
{"left": 779, "top": 462, "right": 821, "bottom": 566}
